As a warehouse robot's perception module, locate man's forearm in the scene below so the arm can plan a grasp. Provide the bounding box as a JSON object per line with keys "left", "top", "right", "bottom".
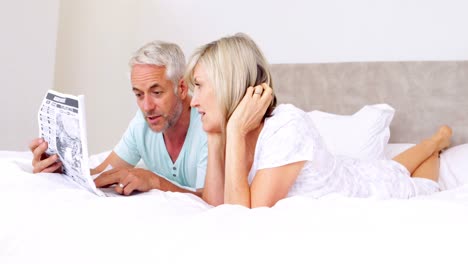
{"left": 157, "top": 176, "right": 201, "bottom": 196}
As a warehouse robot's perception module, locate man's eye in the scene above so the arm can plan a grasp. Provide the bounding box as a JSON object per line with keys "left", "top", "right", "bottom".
{"left": 134, "top": 93, "right": 142, "bottom": 98}
{"left": 153, "top": 91, "right": 162, "bottom": 95}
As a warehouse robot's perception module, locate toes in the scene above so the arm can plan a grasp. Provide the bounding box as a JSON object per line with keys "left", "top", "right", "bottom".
{"left": 439, "top": 125, "right": 453, "bottom": 137}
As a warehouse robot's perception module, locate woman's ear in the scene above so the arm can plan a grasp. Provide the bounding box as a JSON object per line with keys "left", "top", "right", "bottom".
{"left": 178, "top": 79, "right": 188, "bottom": 100}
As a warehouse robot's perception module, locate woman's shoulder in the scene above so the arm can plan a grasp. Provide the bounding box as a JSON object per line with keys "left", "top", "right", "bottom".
{"left": 262, "top": 104, "right": 311, "bottom": 135}
{"left": 267, "top": 104, "right": 309, "bottom": 125}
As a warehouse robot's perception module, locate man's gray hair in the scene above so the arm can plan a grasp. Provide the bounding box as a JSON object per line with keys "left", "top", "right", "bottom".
{"left": 129, "top": 41, "right": 186, "bottom": 85}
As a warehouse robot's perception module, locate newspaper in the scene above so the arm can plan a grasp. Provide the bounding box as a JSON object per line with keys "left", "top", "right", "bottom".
{"left": 38, "top": 89, "right": 106, "bottom": 196}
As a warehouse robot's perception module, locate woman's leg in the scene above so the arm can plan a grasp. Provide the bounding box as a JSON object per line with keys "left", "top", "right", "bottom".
{"left": 392, "top": 125, "right": 451, "bottom": 175}
{"left": 411, "top": 152, "right": 440, "bottom": 181}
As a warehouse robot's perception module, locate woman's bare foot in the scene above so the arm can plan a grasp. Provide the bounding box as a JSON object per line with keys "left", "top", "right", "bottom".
{"left": 432, "top": 125, "right": 452, "bottom": 152}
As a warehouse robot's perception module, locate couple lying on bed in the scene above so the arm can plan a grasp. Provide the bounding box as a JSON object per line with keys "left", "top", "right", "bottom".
{"left": 29, "top": 33, "right": 452, "bottom": 208}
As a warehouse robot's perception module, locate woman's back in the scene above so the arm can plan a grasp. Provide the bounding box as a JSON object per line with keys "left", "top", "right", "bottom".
{"left": 248, "top": 104, "right": 438, "bottom": 199}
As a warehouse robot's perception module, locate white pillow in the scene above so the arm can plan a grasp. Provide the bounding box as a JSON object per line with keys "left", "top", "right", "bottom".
{"left": 439, "top": 144, "right": 468, "bottom": 190}
{"left": 385, "top": 143, "right": 468, "bottom": 190}
{"left": 384, "top": 143, "right": 415, "bottom": 160}
{"left": 308, "top": 104, "right": 395, "bottom": 160}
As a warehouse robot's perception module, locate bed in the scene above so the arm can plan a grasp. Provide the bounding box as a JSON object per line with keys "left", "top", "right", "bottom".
{"left": 2, "top": 61, "right": 468, "bottom": 263}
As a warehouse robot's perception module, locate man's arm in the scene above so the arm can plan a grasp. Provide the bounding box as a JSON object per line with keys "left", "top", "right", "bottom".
{"left": 93, "top": 152, "right": 202, "bottom": 196}
{"left": 90, "top": 151, "right": 134, "bottom": 175}
{"left": 95, "top": 167, "right": 203, "bottom": 196}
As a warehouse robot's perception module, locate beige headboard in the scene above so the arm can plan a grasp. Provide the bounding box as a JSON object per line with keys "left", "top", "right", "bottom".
{"left": 271, "top": 61, "right": 468, "bottom": 145}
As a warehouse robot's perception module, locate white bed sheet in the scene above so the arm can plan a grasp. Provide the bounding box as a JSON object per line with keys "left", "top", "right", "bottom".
{"left": 1, "top": 151, "right": 468, "bottom": 264}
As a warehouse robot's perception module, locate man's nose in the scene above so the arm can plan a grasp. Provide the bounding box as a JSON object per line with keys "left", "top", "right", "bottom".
{"left": 142, "top": 96, "right": 155, "bottom": 112}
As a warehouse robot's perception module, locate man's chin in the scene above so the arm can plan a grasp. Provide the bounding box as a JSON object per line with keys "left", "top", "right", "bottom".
{"left": 147, "top": 123, "right": 166, "bottom": 133}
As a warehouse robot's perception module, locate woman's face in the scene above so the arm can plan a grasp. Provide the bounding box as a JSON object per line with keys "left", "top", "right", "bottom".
{"left": 190, "top": 63, "right": 224, "bottom": 133}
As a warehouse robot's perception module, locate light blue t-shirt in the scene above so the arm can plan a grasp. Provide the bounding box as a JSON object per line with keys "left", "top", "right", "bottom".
{"left": 114, "top": 107, "right": 208, "bottom": 190}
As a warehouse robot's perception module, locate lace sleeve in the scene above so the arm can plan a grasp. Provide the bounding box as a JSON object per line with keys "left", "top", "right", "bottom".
{"left": 257, "top": 112, "right": 316, "bottom": 170}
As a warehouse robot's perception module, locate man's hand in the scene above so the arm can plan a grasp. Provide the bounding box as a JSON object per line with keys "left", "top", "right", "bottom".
{"left": 29, "top": 138, "right": 63, "bottom": 173}
{"left": 94, "top": 168, "right": 160, "bottom": 196}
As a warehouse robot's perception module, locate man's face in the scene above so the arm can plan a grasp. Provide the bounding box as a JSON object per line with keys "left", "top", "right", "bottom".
{"left": 131, "top": 64, "right": 183, "bottom": 133}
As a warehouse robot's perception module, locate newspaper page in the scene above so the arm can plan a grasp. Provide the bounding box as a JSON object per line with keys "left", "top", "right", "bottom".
{"left": 38, "top": 90, "right": 104, "bottom": 196}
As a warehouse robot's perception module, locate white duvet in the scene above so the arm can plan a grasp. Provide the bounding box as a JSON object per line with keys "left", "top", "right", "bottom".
{"left": 1, "top": 151, "right": 468, "bottom": 264}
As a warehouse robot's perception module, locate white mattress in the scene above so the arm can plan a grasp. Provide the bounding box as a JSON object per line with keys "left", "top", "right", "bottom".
{"left": 1, "top": 151, "right": 468, "bottom": 264}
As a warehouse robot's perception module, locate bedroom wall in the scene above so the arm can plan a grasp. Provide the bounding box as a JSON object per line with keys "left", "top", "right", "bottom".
{"left": 54, "top": 0, "right": 141, "bottom": 155}
{"left": 0, "top": 0, "right": 60, "bottom": 151}
{"left": 138, "top": 0, "right": 468, "bottom": 63}
{"left": 54, "top": 0, "right": 468, "bottom": 154}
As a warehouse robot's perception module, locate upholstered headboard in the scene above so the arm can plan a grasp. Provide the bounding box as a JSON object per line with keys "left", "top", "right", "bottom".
{"left": 270, "top": 61, "right": 468, "bottom": 145}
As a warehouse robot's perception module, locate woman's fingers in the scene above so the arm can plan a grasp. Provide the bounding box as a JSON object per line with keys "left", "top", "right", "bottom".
{"left": 246, "top": 86, "right": 254, "bottom": 97}
{"left": 253, "top": 85, "right": 263, "bottom": 96}
{"left": 261, "top": 83, "right": 273, "bottom": 98}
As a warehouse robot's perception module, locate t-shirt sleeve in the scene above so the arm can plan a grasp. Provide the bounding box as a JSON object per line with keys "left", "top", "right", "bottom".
{"left": 257, "top": 113, "right": 316, "bottom": 170}
{"left": 113, "top": 112, "right": 142, "bottom": 166}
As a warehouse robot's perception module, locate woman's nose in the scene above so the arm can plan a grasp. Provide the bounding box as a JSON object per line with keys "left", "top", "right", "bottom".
{"left": 190, "top": 93, "right": 199, "bottom": 108}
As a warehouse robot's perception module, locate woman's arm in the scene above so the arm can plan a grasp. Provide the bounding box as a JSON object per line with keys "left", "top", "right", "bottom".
{"left": 250, "top": 161, "right": 306, "bottom": 208}
{"left": 225, "top": 130, "right": 306, "bottom": 208}
{"left": 202, "top": 134, "right": 226, "bottom": 206}
{"left": 224, "top": 132, "right": 251, "bottom": 207}
{"left": 224, "top": 84, "right": 274, "bottom": 207}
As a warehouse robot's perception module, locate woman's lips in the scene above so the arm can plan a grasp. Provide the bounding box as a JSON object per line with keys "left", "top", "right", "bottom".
{"left": 199, "top": 112, "right": 205, "bottom": 120}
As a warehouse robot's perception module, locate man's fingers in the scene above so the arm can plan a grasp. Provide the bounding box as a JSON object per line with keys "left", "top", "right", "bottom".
{"left": 114, "top": 175, "right": 132, "bottom": 195}
{"left": 28, "top": 138, "right": 44, "bottom": 152}
{"left": 94, "top": 169, "right": 125, "bottom": 187}
{"left": 41, "top": 161, "right": 62, "bottom": 173}
{"left": 119, "top": 174, "right": 136, "bottom": 196}
{"left": 32, "top": 141, "right": 49, "bottom": 163}
{"left": 32, "top": 154, "right": 59, "bottom": 173}
{"left": 122, "top": 180, "right": 139, "bottom": 196}
{"left": 114, "top": 184, "right": 124, "bottom": 195}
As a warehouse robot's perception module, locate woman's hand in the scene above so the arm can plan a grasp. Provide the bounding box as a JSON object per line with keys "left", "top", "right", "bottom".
{"left": 227, "top": 83, "right": 273, "bottom": 136}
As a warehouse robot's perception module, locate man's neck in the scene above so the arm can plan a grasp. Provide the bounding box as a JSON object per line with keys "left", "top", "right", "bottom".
{"left": 163, "top": 100, "right": 191, "bottom": 162}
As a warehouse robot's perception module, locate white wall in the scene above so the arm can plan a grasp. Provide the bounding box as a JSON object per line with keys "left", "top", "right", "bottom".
{"left": 0, "top": 0, "right": 60, "bottom": 151}
{"left": 54, "top": 0, "right": 468, "bottom": 154}
{"left": 54, "top": 0, "right": 141, "bottom": 154}
{"left": 137, "top": 0, "right": 468, "bottom": 63}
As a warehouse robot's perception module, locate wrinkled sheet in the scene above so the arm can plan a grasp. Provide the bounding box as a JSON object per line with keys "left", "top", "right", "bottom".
{"left": 1, "top": 151, "right": 467, "bottom": 264}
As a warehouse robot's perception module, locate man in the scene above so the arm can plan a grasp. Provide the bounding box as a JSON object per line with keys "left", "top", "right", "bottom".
{"left": 29, "top": 41, "right": 219, "bottom": 205}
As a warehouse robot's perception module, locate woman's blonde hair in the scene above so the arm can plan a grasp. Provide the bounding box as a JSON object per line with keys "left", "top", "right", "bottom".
{"left": 185, "top": 33, "right": 277, "bottom": 126}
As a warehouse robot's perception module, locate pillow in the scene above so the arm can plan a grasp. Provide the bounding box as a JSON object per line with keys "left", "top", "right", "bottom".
{"left": 439, "top": 144, "right": 468, "bottom": 190}
{"left": 307, "top": 104, "right": 395, "bottom": 160}
{"left": 384, "top": 143, "right": 468, "bottom": 190}
{"left": 384, "top": 143, "right": 415, "bottom": 160}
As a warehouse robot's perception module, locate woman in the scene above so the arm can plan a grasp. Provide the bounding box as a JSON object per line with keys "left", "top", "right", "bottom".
{"left": 186, "top": 33, "right": 451, "bottom": 208}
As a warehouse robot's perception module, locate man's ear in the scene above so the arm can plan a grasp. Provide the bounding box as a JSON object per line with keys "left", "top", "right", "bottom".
{"left": 178, "top": 79, "right": 188, "bottom": 99}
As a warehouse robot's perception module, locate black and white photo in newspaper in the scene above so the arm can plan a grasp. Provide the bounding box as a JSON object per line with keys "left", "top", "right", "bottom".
{"left": 38, "top": 90, "right": 101, "bottom": 195}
